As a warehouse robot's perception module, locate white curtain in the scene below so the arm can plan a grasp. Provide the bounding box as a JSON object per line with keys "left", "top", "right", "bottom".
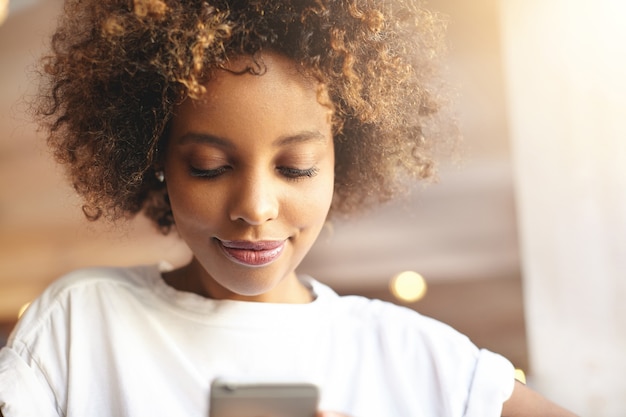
{"left": 499, "top": 1, "right": 626, "bottom": 416}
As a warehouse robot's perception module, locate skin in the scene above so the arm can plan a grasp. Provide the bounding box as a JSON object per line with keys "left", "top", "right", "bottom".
{"left": 501, "top": 381, "right": 579, "bottom": 417}
{"left": 0, "top": 53, "right": 578, "bottom": 417}
{"left": 162, "top": 52, "right": 335, "bottom": 304}
{"left": 158, "top": 51, "right": 579, "bottom": 417}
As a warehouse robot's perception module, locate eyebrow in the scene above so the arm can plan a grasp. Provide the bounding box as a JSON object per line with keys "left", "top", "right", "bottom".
{"left": 177, "top": 130, "right": 328, "bottom": 149}
{"left": 178, "top": 133, "right": 236, "bottom": 149}
{"left": 273, "top": 130, "right": 328, "bottom": 147}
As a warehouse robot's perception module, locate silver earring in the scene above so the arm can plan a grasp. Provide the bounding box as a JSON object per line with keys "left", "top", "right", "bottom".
{"left": 155, "top": 170, "right": 165, "bottom": 183}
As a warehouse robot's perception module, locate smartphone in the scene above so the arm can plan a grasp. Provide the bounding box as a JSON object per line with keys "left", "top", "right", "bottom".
{"left": 209, "top": 378, "right": 319, "bottom": 417}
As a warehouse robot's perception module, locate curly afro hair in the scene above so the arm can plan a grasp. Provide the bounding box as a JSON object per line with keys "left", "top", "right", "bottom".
{"left": 37, "top": 0, "right": 450, "bottom": 233}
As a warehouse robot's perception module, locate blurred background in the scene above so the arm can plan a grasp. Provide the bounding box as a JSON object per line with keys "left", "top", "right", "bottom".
{"left": 1, "top": 0, "right": 624, "bottom": 416}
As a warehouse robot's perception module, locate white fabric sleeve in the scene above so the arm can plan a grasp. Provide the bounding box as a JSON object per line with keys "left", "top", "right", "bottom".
{"left": 463, "top": 348, "right": 516, "bottom": 417}
{"left": 0, "top": 347, "right": 60, "bottom": 417}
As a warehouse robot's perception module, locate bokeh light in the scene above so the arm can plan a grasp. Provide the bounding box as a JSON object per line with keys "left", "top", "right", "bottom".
{"left": 390, "top": 271, "right": 427, "bottom": 303}
{"left": 0, "top": 0, "right": 8, "bottom": 26}
{"left": 17, "top": 302, "right": 30, "bottom": 319}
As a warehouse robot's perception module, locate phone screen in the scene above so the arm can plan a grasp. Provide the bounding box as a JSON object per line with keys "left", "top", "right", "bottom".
{"left": 209, "top": 379, "right": 319, "bottom": 417}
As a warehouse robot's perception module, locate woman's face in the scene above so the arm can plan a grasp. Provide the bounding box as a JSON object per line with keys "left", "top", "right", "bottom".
{"left": 163, "top": 52, "right": 335, "bottom": 303}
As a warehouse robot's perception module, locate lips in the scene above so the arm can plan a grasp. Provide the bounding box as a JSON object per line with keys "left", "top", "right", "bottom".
{"left": 217, "top": 239, "right": 286, "bottom": 267}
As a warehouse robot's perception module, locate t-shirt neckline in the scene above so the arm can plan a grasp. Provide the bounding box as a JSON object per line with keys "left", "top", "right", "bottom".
{"left": 141, "top": 264, "right": 336, "bottom": 326}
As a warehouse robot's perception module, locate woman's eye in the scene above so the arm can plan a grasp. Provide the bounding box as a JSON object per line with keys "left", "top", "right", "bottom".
{"left": 189, "top": 166, "right": 230, "bottom": 179}
{"left": 278, "top": 166, "right": 319, "bottom": 180}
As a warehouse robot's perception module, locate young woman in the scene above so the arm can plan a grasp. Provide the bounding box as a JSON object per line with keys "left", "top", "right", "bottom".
{"left": 0, "top": 0, "right": 576, "bottom": 416}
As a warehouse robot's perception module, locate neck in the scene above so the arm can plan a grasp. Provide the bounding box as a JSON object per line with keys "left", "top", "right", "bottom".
{"left": 162, "top": 260, "right": 313, "bottom": 304}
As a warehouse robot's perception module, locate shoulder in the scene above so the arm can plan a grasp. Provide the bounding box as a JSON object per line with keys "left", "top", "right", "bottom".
{"left": 8, "top": 265, "right": 160, "bottom": 345}
{"left": 329, "top": 288, "right": 455, "bottom": 331}
{"left": 314, "top": 282, "right": 516, "bottom": 411}
{"left": 27, "top": 264, "right": 162, "bottom": 310}
{"left": 314, "top": 279, "right": 475, "bottom": 353}
{"left": 43, "top": 264, "right": 159, "bottom": 295}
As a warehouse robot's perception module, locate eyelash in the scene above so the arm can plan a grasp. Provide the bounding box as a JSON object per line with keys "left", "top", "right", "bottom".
{"left": 279, "top": 167, "right": 319, "bottom": 181}
{"left": 189, "top": 166, "right": 230, "bottom": 179}
{"left": 189, "top": 166, "right": 319, "bottom": 181}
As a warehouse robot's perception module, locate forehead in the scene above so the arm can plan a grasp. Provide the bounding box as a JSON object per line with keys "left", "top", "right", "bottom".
{"left": 172, "top": 52, "right": 333, "bottom": 133}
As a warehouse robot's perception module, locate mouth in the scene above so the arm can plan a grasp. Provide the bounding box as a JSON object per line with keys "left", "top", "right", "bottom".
{"left": 216, "top": 239, "right": 286, "bottom": 267}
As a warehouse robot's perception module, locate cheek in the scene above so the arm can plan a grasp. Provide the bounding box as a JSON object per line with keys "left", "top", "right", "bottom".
{"left": 166, "top": 183, "right": 224, "bottom": 231}
{"left": 294, "top": 173, "right": 335, "bottom": 226}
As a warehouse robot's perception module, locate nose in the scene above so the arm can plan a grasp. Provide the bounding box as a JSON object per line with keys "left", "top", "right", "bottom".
{"left": 228, "top": 172, "right": 279, "bottom": 225}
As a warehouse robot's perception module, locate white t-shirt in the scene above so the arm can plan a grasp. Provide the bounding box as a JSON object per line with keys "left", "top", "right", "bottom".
{"left": 0, "top": 265, "right": 514, "bottom": 417}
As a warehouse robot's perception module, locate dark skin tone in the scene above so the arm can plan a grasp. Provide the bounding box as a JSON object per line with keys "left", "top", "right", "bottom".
{"left": 160, "top": 52, "right": 579, "bottom": 417}
{"left": 0, "top": 53, "right": 578, "bottom": 417}
{"left": 161, "top": 53, "right": 335, "bottom": 305}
